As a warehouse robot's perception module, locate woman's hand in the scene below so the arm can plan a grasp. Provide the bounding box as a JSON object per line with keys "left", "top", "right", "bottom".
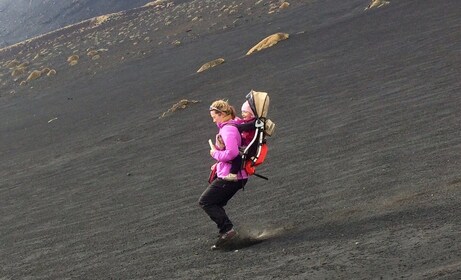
{"left": 208, "top": 139, "right": 217, "bottom": 157}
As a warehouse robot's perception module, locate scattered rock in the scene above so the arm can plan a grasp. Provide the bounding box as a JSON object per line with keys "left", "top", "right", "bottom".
{"left": 246, "top": 33, "right": 290, "bottom": 55}
{"left": 91, "top": 15, "right": 111, "bottom": 27}
{"left": 365, "top": 0, "right": 390, "bottom": 10}
{"left": 197, "top": 58, "right": 225, "bottom": 73}
{"left": 268, "top": 3, "right": 278, "bottom": 14}
{"left": 7, "top": 59, "right": 20, "bottom": 68}
{"left": 18, "top": 61, "right": 30, "bottom": 68}
{"left": 11, "top": 68, "right": 25, "bottom": 77}
{"left": 47, "top": 69, "right": 57, "bottom": 76}
{"left": 279, "top": 2, "right": 290, "bottom": 9}
{"left": 87, "top": 50, "right": 99, "bottom": 57}
{"left": 68, "top": 55, "right": 79, "bottom": 66}
{"left": 41, "top": 67, "right": 51, "bottom": 75}
{"left": 160, "top": 99, "right": 200, "bottom": 118}
{"left": 27, "top": 70, "right": 42, "bottom": 81}
{"left": 144, "top": 0, "right": 167, "bottom": 8}
{"left": 92, "top": 54, "right": 101, "bottom": 60}
{"left": 19, "top": 80, "right": 27, "bottom": 86}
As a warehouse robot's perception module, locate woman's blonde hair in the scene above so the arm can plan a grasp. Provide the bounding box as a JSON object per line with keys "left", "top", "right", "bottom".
{"left": 209, "top": 100, "right": 236, "bottom": 119}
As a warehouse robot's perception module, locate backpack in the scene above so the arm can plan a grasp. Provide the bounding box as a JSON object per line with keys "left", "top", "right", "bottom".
{"left": 239, "top": 90, "right": 275, "bottom": 180}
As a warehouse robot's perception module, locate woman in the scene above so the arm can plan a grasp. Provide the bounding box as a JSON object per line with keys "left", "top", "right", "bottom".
{"left": 199, "top": 100, "right": 248, "bottom": 249}
{"left": 224, "top": 100, "right": 257, "bottom": 181}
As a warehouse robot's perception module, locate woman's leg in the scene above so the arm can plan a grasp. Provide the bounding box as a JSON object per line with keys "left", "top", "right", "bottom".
{"left": 199, "top": 179, "right": 247, "bottom": 233}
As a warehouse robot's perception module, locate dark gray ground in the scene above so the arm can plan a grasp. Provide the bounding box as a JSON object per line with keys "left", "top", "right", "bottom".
{"left": 1, "top": 0, "right": 460, "bottom": 279}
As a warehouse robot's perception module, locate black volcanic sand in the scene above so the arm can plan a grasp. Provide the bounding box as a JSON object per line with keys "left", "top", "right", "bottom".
{"left": 1, "top": 0, "right": 461, "bottom": 279}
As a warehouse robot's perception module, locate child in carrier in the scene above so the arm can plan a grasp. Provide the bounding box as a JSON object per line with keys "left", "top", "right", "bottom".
{"left": 216, "top": 100, "right": 256, "bottom": 181}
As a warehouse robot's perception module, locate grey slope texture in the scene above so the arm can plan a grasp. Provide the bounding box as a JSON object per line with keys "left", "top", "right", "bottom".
{"left": 1, "top": 0, "right": 461, "bottom": 279}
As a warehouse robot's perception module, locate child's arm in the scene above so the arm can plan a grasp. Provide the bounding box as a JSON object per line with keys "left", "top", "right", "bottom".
{"left": 236, "top": 120, "right": 256, "bottom": 132}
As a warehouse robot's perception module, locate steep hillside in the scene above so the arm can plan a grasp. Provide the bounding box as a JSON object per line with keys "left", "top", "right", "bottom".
{"left": 0, "top": 0, "right": 460, "bottom": 279}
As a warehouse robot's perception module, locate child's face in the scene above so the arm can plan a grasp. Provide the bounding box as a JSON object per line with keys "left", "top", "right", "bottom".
{"left": 241, "top": 110, "right": 253, "bottom": 120}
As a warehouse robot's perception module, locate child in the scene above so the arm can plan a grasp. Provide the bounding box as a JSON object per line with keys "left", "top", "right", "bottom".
{"left": 222, "top": 100, "right": 256, "bottom": 181}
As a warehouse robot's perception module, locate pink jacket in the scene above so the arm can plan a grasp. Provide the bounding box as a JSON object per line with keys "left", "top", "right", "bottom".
{"left": 211, "top": 120, "right": 248, "bottom": 180}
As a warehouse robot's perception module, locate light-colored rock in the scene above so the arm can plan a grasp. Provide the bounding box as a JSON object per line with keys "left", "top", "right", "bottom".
{"left": 18, "top": 61, "right": 30, "bottom": 68}
{"left": 68, "top": 55, "right": 79, "bottom": 65}
{"left": 11, "top": 68, "right": 25, "bottom": 77}
{"left": 144, "top": 0, "right": 166, "bottom": 7}
{"left": 279, "top": 2, "right": 290, "bottom": 9}
{"left": 246, "top": 33, "right": 289, "bottom": 55}
{"left": 27, "top": 70, "right": 42, "bottom": 81}
{"left": 197, "top": 58, "right": 225, "bottom": 73}
{"left": 47, "top": 69, "right": 57, "bottom": 76}
{"left": 268, "top": 3, "right": 278, "bottom": 14}
{"left": 87, "top": 50, "right": 99, "bottom": 57}
{"left": 91, "top": 15, "right": 111, "bottom": 26}
{"left": 365, "top": 0, "right": 390, "bottom": 10}
{"left": 67, "top": 54, "right": 79, "bottom": 62}
{"left": 41, "top": 68, "right": 51, "bottom": 75}
{"left": 7, "top": 59, "right": 20, "bottom": 68}
{"left": 160, "top": 99, "right": 200, "bottom": 118}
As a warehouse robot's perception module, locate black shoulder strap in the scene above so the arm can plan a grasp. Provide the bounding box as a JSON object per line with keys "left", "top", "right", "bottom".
{"left": 223, "top": 120, "right": 256, "bottom": 133}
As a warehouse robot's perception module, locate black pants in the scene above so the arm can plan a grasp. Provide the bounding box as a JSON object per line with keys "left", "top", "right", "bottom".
{"left": 199, "top": 178, "right": 247, "bottom": 234}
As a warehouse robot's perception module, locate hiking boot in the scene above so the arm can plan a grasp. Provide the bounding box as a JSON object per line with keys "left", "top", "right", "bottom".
{"left": 211, "top": 229, "right": 237, "bottom": 250}
{"left": 222, "top": 173, "right": 238, "bottom": 181}
{"left": 221, "top": 228, "right": 237, "bottom": 240}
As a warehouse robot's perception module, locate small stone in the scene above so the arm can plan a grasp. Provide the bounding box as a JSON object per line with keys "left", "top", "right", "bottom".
{"left": 11, "top": 68, "right": 25, "bottom": 77}
{"left": 27, "top": 70, "right": 42, "bottom": 81}
{"left": 87, "top": 50, "right": 99, "bottom": 57}
{"left": 67, "top": 54, "right": 79, "bottom": 63}
{"left": 279, "top": 2, "right": 290, "bottom": 9}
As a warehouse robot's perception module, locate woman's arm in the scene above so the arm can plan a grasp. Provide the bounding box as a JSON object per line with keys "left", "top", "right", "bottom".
{"left": 211, "top": 125, "right": 240, "bottom": 162}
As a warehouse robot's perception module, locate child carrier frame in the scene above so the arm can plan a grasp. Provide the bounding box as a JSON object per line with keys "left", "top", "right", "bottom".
{"left": 241, "top": 90, "right": 275, "bottom": 179}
